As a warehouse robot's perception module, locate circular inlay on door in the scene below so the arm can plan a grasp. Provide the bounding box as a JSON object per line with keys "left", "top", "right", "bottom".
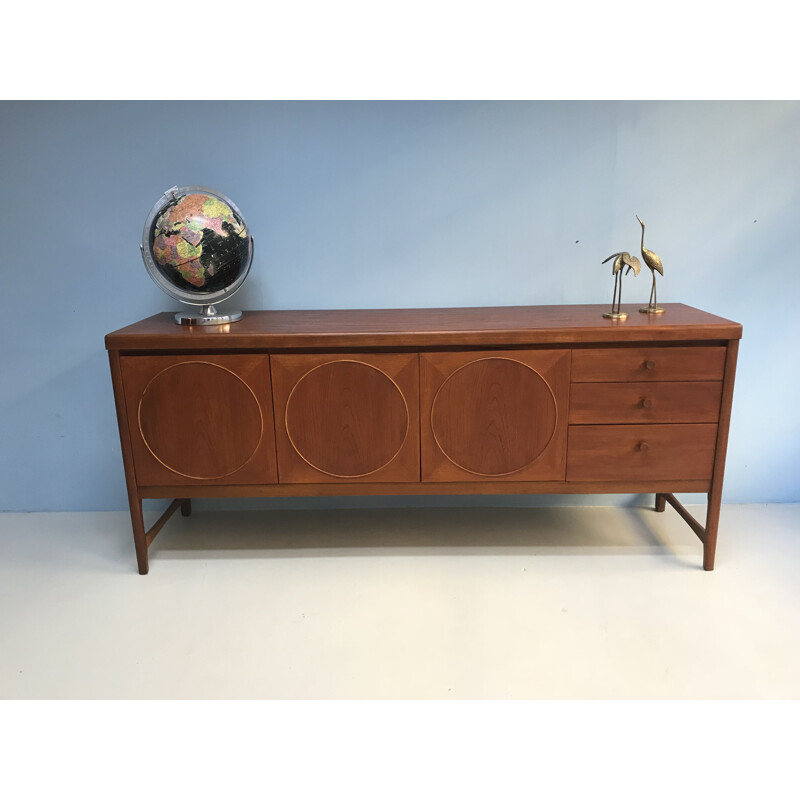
{"left": 138, "top": 361, "right": 263, "bottom": 480}
{"left": 431, "top": 357, "right": 557, "bottom": 476}
{"left": 285, "top": 360, "right": 409, "bottom": 478}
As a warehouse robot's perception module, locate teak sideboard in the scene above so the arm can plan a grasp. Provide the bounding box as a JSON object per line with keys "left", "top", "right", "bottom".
{"left": 106, "top": 304, "right": 742, "bottom": 574}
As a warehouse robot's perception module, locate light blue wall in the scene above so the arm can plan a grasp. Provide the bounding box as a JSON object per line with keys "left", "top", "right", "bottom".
{"left": 1, "top": 101, "right": 798, "bottom": 512}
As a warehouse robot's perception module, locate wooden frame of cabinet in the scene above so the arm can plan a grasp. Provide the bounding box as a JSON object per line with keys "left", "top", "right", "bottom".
{"left": 106, "top": 304, "right": 741, "bottom": 574}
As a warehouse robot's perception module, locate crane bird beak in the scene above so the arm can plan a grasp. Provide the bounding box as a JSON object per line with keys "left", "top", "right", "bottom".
{"left": 636, "top": 214, "right": 645, "bottom": 228}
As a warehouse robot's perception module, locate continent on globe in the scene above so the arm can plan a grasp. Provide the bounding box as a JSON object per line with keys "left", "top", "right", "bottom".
{"left": 151, "top": 193, "right": 250, "bottom": 292}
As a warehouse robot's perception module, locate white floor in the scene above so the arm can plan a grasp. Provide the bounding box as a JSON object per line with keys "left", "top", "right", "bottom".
{"left": 0, "top": 503, "right": 798, "bottom": 699}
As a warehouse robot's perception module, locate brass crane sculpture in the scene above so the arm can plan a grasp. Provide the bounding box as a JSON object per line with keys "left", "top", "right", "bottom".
{"left": 602, "top": 251, "right": 641, "bottom": 320}
{"left": 636, "top": 214, "right": 664, "bottom": 314}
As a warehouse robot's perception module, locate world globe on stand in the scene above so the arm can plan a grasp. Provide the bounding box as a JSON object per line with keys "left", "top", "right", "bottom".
{"left": 141, "top": 186, "right": 254, "bottom": 325}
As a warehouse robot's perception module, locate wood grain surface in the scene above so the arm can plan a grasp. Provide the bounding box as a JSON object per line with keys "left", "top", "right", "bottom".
{"left": 271, "top": 353, "right": 420, "bottom": 483}
{"left": 703, "top": 338, "right": 740, "bottom": 570}
{"left": 106, "top": 304, "right": 742, "bottom": 351}
{"left": 421, "top": 350, "right": 570, "bottom": 482}
{"left": 571, "top": 346, "right": 726, "bottom": 383}
{"left": 120, "top": 354, "right": 277, "bottom": 486}
{"left": 567, "top": 423, "right": 718, "bottom": 482}
{"left": 108, "top": 350, "right": 151, "bottom": 573}
{"left": 139, "top": 478, "right": 713, "bottom": 499}
{"left": 569, "top": 381, "right": 723, "bottom": 424}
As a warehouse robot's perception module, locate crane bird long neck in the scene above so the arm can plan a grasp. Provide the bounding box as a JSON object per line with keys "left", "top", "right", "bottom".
{"left": 640, "top": 224, "right": 645, "bottom": 253}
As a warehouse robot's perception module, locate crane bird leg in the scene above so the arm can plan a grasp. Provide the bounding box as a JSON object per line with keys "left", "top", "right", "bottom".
{"left": 604, "top": 272, "right": 628, "bottom": 319}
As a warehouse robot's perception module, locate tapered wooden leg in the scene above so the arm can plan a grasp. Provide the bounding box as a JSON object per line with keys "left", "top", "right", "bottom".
{"left": 181, "top": 498, "right": 192, "bottom": 517}
{"left": 703, "top": 491, "right": 722, "bottom": 571}
{"left": 128, "top": 494, "right": 149, "bottom": 575}
{"left": 703, "top": 339, "right": 739, "bottom": 571}
{"left": 109, "top": 349, "right": 150, "bottom": 575}
{"left": 658, "top": 491, "right": 720, "bottom": 570}
{"left": 655, "top": 493, "right": 666, "bottom": 512}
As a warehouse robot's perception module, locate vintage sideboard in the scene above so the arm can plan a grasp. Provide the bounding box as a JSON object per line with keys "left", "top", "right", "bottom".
{"left": 106, "top": 304, "right": 741, "bottom": 574}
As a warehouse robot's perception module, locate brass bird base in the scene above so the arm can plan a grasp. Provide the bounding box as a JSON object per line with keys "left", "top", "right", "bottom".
{"left": 639, "top": 306, "right": 665, "bottom": 315}
{"left": 603, "top": 311, "right": 628, "bottom": 320}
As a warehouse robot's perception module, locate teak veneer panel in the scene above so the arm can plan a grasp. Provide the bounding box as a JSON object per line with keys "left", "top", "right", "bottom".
{"left": 571, "top": 346, "right": 726, "bottom": 383}
{"left": 271, "top": 352, "right": 420, "bottom": 483}
{"left": 119, "top": 354, "right": 277, "bottom": 486}
{"left": 139, "top": 479, "right": 713, "bottom": 499}
{"left": 421, "top": 350, "right": 570, "bottom": 482}
{"left": 567, "top": 423, "right": 718, "bottom": 482}
{"left": 569, "top": 381, "right": 723, "bottom": 425}
{"left": 572, "top": 347, "right": 725, "bottom": 383}
{"left": 106, "top": 304, "right": 742, "bottom": 351}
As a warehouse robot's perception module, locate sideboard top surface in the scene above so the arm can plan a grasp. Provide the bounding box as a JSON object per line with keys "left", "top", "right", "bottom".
{"left": 106, "top": 303, "right": 742, "bottom": 351}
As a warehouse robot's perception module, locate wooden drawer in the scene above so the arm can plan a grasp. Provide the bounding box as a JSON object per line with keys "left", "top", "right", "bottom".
{"left": 571, "top": 346, "right": 726, "bottom": 383}
{"left": 569, "top": 381, "right": 723, "bottom": 424}
{"left": 567, "top": 423, "right": 717, "bottom": 482}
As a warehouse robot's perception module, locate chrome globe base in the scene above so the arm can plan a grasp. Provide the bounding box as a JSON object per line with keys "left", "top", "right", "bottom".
{"left": 175, "top": 305, "right": 243, "bottom": 326}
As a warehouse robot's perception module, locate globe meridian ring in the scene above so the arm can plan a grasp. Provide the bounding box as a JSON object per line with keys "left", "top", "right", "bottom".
{"left": 140, "top": 185, "right": 254, "bottom": 309}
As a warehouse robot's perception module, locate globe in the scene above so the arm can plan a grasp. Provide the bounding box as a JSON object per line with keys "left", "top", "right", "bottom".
{"left": 140, "top": 185, "right": 254, "bottom": 325}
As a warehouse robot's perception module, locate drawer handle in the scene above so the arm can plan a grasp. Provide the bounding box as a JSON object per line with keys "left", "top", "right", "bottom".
{"left": 640, "top": 398, "right": 653, "bottom": 409}
{"left": 636, "top": 441, "right": 649, "bottom": 453}
{"left": 644, "top": 360, "right": 656, "bottom": 370}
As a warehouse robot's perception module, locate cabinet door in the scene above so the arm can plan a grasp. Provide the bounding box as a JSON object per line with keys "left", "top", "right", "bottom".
{"left": 421, "top": 350, "right": 570, "bottom": 482}
{"left": 120, "top": 354, "right": 277, "bottom": 486}
{"left": 271, "top": 353, "right": 419, "bottom": 483}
